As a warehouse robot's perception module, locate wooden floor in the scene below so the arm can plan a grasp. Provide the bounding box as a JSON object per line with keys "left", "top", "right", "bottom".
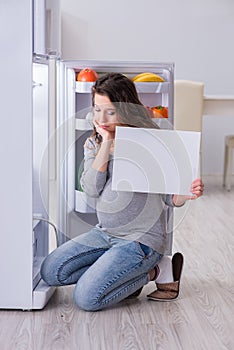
{"left": 1, "top": 176, "right": 234, "bottom": 350}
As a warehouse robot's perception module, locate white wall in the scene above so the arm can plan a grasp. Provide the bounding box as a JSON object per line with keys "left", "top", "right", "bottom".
{"left": 61, "top": 0, "right": 234, "bottom": 95}
{"left": 60, "top": 0, "right": 234, "bottom": 175}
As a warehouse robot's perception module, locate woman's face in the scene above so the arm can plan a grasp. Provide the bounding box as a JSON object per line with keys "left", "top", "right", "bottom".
{"left": 93, "top": 93, "right": 121, "bottom": 132}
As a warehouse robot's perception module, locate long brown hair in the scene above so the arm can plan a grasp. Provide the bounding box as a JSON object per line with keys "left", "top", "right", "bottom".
{"left": 90, "top": 73, "right": 159, "bottom": 143}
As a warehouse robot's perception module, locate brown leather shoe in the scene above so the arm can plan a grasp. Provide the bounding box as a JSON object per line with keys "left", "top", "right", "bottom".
{"left": 147, "top": 252, "right": 184, "bottom": 301}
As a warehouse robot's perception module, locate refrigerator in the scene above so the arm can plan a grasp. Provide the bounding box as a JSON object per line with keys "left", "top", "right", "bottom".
{"left": 0, "top": 0, "right": 59, "bottom": 310}
{"left": 0, "top": 0, "right": 174, "bottom": 310}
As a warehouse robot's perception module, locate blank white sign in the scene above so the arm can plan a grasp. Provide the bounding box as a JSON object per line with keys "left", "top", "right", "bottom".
{"left": 112, "top": 127, "right": 201, "bottom": 195}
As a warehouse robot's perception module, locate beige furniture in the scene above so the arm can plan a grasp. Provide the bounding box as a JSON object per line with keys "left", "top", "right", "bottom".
{"left": 223, "top": 135, "right": 234, "bottom": 191}
{"left": 174, "top": 80, "right": 204, "bottom": 175}
{"left": 203, "top": 95, "right": 234, "bottom": 116}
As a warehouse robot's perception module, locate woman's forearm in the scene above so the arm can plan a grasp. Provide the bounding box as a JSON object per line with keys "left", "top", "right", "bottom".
{"left": 172, "top": 194, "right": 187, "bottom": 207}
{"left": 91, "top": 140, "right": 113, "bottom": 172}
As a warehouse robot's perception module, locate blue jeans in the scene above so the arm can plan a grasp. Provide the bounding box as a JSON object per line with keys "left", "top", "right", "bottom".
{"left": 41, "top": 227, "right": 162, "bottom": 311}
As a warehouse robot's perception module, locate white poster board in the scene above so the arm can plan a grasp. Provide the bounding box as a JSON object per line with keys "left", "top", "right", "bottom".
{"left": 112, "top": 127, "right": 201, "bottom": 195}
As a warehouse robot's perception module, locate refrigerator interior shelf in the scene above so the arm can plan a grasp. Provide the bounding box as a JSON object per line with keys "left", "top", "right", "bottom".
{"left": 75, "top": 118, "right": 93, "bottom": 131}
{"left": 76, "top": 81, "right": 169, "bottom": 94}
{"left": 75, "top": 190, "right": 96, "bottom": 213}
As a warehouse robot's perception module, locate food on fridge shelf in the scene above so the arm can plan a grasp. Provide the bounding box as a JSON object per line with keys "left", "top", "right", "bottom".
{"left": 77, "top": 68, "right": 98, "bottom": 82}
{"left": 151, "top": 105, "right": 168, "bottom": 118}
{"left": 132, "top": 72, "right": 165, "bottom": 82}
{"left": 145, "top": 105, "right": 168, "bottom": 118}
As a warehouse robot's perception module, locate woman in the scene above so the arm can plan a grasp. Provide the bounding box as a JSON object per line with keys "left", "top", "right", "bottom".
{"left": 41, "top": 73, "right": 203, "bottom": 311}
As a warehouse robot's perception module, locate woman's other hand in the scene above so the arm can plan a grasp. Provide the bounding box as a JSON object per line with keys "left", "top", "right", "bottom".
{"left": 173, "top": 177, "right": 204, "bottom": 206}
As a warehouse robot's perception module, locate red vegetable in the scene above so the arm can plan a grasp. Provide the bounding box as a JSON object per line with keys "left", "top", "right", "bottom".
{"left": 77, "top": 68, "right": 98, "bottom": 82}
{"left": 151, "top": 105, "right": 168, "bottom": 118}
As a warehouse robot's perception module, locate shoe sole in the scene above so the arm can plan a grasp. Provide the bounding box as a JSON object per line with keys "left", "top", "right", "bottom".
{"left": 147, "top": 295, "right": 179, "bottom": 302}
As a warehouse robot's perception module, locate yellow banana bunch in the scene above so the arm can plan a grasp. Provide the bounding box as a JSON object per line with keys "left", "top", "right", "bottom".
{"left": 132, "top": 72, "right": 165, "bottom": 82}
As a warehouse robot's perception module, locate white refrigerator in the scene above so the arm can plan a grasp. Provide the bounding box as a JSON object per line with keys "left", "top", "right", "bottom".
{"left": 0, "top": 0, "right": 174, "bottom": 310}
{"left": 0, "top": 0, "right": 59, "bottom": 310}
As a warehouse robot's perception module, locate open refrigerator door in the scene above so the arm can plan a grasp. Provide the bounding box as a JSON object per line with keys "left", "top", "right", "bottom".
{"left": 32, "top": 54, "right": 58, "bottom": 309}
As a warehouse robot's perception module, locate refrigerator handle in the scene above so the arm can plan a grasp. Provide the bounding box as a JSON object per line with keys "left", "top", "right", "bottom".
{"left": 33, "top": 81, "right": 43, "bottom": 88}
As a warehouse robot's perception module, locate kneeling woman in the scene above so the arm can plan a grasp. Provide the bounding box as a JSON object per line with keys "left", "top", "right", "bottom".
{"left": 41, "top": 73, "right": 204, "bottom": 311}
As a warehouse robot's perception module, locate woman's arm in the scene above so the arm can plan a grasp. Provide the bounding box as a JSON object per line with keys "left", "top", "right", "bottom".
{"left": 80, "top": 120, "right": 115, "bottom": 197}
{"left": 91, "top": 139, "right": 113, "bottom": 172}
{"left": 80, "top": 138, "right": 109, "bottom": 197}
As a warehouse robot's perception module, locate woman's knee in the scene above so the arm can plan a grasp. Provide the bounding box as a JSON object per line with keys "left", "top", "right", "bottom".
{"left": 40, "top": 239, "right": 82, "bottom": 286}
{"left": 73, "top": 281, "right": 103, "bottom": 311}
{"left": 40, "top": 251, "right": 62, "bottom": 286}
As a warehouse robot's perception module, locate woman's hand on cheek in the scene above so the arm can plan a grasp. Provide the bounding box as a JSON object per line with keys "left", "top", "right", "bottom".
{"left": 93, "top": 120, "right": 115, "bottom": 141}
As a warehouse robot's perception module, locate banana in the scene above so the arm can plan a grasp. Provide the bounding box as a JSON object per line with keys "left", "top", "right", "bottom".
{"left": 132, "top": 72, "right": 165, "bottom": 82}
{"left": 132, "top": 72, "right": 153, "bottom": 81}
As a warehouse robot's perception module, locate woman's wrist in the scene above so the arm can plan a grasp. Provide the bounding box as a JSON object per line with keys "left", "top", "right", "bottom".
{"left": 172, "top": 195, "right": 186, "bottom": 207}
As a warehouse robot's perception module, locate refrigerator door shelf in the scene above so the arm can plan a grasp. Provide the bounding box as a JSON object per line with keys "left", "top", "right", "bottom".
{"left": 134, "top": 82, "right": 170, "bottom": 94}
{"left": 76, "top": 81, "right": 95, "bottom": 93}
{"left": 75, "top": 81, "right": 170, "bottom": 94}
{"left": 75, "top": 190, "right": 96, "bottom": 213}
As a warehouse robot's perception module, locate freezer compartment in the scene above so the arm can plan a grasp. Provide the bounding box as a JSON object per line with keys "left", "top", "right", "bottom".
{"left": 33, "top": 0, "right": 61, "bottom": 55}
